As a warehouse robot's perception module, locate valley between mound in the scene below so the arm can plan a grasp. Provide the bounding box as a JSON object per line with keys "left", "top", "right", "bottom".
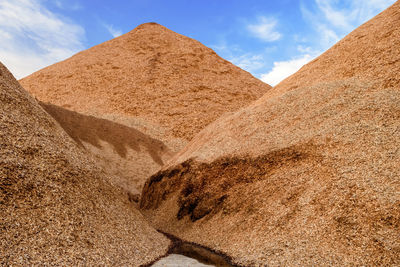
{"left": 2, "top": 2, "right": 399, "bottom": 266}
{"left": 141, "top": 2, "right": 400, "bottom": 266}
{"left": 20, "top": 22, "right": 270, "bottom": 196}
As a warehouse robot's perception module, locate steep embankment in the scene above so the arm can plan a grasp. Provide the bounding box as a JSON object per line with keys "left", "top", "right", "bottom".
{"left": 0, "top": 62, "right": 170, "bottom": 265}
{"left": 20, "top": 22, "right": 271, "bottom": 193}
{"left": 141, "top": 2, "right": 400, "bottom": 266}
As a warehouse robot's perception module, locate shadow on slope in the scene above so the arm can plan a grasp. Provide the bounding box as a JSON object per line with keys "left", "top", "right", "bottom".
{"left": 0, "top": 61, "right": 170, "bottom": 265}
{"left": 141, "top": 143, "right": 321, "bottom": 222}
{"left": 40, "top": 102, "right": 170, "bottom": 165}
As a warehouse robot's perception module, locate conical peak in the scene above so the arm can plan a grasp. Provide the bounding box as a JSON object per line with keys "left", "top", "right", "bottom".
{"left": 119, "top": 22, "right": 178, "bottom": 43}
{"left": 136, "top": 22, "right": 162, "bottom": 29}
{"left": 129, "top": 22, "right": 170, "bottom": 35}
{"left": 19, "top": 20, "right": 270, "bottom": 141}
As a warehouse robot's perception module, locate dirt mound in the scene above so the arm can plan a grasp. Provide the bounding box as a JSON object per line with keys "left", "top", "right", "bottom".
{"left": 0, "top": 62, "right": 170, "bottom": 265}
{"left": 20, "top": 22, "right": 270, "bottom": 193}
{"left": 141, "top": 2, "right": 400, "bottom": 266}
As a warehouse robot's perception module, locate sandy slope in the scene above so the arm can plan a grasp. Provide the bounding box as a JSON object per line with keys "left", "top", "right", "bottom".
{"left": 20, "top": 22, "right": 270, "bottom": 193}
{"left": 0, "top": 62, "right": 170, "bottom": 265}
{"left": 141, "top": 2, "right": 400, "bottom": 266}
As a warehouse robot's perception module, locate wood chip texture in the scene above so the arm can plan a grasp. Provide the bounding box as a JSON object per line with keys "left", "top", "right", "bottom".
{"left": 19, "top": 22, "right": 271, "bottom": 193}
{"left": 0, "top": 62, "right": 170, "bottom": 266}
{"left": 141, "top": 2, "right": 400, "bottom": 266}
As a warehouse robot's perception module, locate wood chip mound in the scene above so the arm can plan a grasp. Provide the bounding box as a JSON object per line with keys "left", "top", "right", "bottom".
{"left": 140, "top": 2, "right": 400, "bottom": 266}
{"left": 0, "top": 62, "right": 170, "bottom": 266}
{"left": 19, "top": 22, "right": 271, "bottom": 194}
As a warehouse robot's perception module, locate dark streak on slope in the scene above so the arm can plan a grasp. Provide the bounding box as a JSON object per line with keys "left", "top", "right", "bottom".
{"left": 40, "top": 102, "right": 171, "bottom": 165}
{"left": 141, "top": 143, "right": 319, "bottom": 222}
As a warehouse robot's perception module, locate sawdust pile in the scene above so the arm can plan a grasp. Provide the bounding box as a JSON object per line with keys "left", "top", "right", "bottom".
{"left": 20, "top": 22, "right": 270, "bottom": 193}
{"left": 141, "top": 2, "right": 400, "bottom": 266}
{"left": 20, "top": 22, "right": 270, "bottom": 141}
{"left": 0, "top": 62, "right": 170, "bottom": 265}
{"left": 38, "top": 102, "right": 175, "bottom": 195}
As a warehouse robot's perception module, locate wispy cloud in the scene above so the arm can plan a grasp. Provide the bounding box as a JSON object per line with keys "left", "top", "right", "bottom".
{"left": 104, "top": 24, "right": 123, "bottom": 38}
{"left": 211, "top": 41, "right": 269, "bottom": 75}
{"left": 259, "top": 0, "right": 396, "bottom": 86}
{"left": 313, "top": 0, "right": 353, "bottom": 31}
{"left": 247, "top": 16, "right": 282, "bottom": 42}
{"left": 230, "top": 53, "right": 265, "bottom": 73}
{"left": 301, "top": 0, "right": 396, "bottom": 50}
{"left": 260, "top": 53, "right": 317, "bottom": 86}
{"left": 54, "top": 0, "right": 83, "bottom": 11}
{"left": 0, "top": 0, "right": 85, "bottom": 79}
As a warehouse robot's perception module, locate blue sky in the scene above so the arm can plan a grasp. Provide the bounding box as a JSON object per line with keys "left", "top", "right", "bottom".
{"left": 0, "top": 0, "right": 396, "bottom": 85}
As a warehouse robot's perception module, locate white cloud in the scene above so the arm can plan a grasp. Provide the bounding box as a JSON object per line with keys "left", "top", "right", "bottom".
{"left": 259, "top": 0, "right": 395, "bottom": 86}
{"left": 302, "top": 0, "right": 396, "bottom": 50}
{"left": 215, "top": 0, "right": 395, "bottom": 87}
{"left": 230, "top": 53, "right": 265, "bottom": 73}
{"left": 314, "top": 0, "right": 353, "bottom": 31}
{"left": 316, "top": 24, "right": 340, "bottom": 48}
{"left": 297, "top": 45, "right": 314, "bottom": 54}
{"left": 211, "top": 41, "right": 268, "bottom": 74}
{"left": 260, "top": 54, "right": 316, "bottom": 86}
{"left": 104, "top": 24, "right": 123, "bottom": 38}
{"left": 343, "top": 0, "right": 396, "bottom": 24}
{"left": 0, "top": 0, "right": 85, "bottom": 79}
{"left": 247, "top": 16, "right": 282, "bottom": 42}
{"left": 256, "top": 0, "right": 394, "bottom": 86}
{"left": 260, "top": 0, "right": 396, "bottom": 87}
{"left": 54, "top": 0, "right": 83, "bottom": 11}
